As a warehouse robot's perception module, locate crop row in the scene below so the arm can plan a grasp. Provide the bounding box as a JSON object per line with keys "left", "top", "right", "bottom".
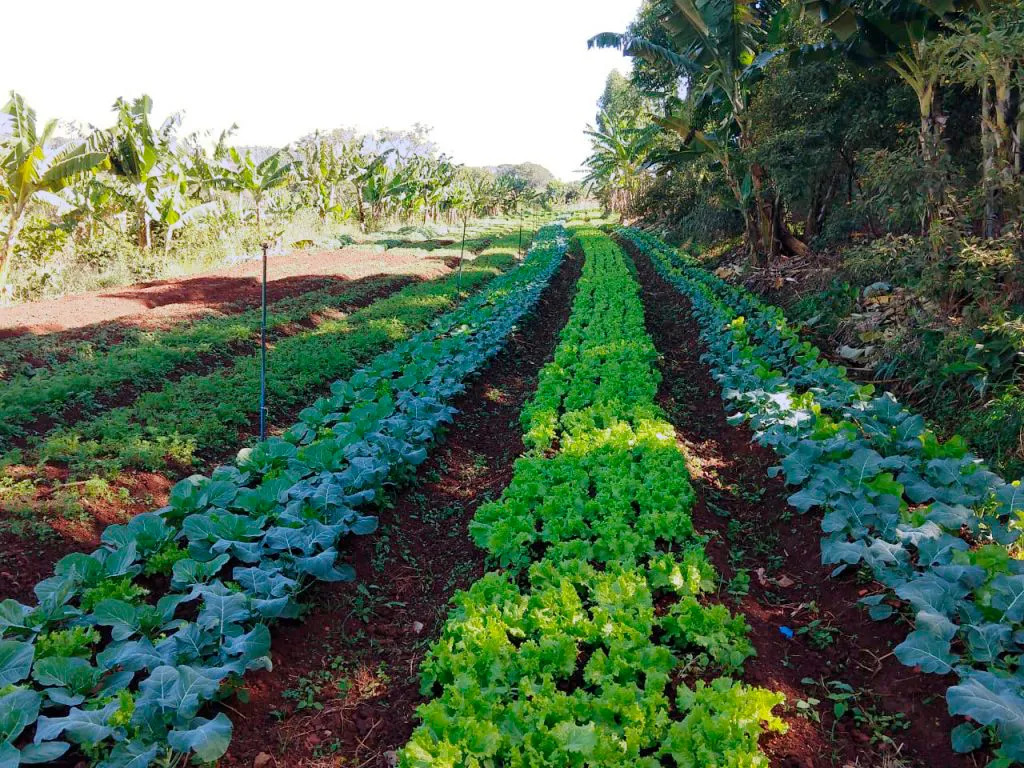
{"left": 0, "top": 274, "right": 405, "bottom": 448}
{"left": 621, "top": 228, "right": 1024, "bottom": 762}
{"left": 0, "top": 223, "right": 569, "bottom": 767}
{"left": 0, "top": 216, "right": 531, "bottom": 385}
{"left": 400, "top": 228, "right": 785, "bottom": 767}
{"left": 30, "top": 225, "right": 541, "bottom": 474}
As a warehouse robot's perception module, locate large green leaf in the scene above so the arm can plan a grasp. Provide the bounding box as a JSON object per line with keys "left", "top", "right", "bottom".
{"left": 947, "top": 672, "right": 1024, "bottom": 728}
{"left": 19, "top": 741, "right": 70, "bottom": 764}
{"left": 167, "top": 713, "right": 232, "bottom": 762}
{"left": 0, "top": 640, "right": 33, "bottom": 686}
{"left": 0, "top": 689, "right": 40, "bottom": 743}
{"left": 96, "top": 740, "right": 160, "bottom": 768}
{"left": 35, "top": 702, "right": 118, "bottom": 744}
{"left": 32, "top": 656, "right": 98, "bottom": 692}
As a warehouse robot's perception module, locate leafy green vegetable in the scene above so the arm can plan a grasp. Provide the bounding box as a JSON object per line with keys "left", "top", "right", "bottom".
{"left": 0, "top": 224, "right": 569, "bottom": 765}
{"left": 401, "top": 228, "right": 783, "bottom": 768}
{"left": 622, "top": 226, "right": 1024, "bottom": 759}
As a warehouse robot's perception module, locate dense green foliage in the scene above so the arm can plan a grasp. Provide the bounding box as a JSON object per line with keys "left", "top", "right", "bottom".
{"left": 586, "top": 0, "right": 1024, "bottom": 504}
{"left": 2, "top": 222, "right": 541, "bottom": 476}
{"left": 0, "top": 93, "right": 578, "bottom": 303}
{"left": 0, "top": 223, "right": 569, "bottom": 766}
{"left": 590, "top": 0, "right": 1023, "bottom": 254}
{"left": 401, "top": 228, "right": 784, "bottom": 767}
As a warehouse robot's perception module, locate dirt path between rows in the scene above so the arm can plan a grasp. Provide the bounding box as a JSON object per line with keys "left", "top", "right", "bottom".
{"left": 221, "top": 248, "right": 581, "bottom": 767}
{"left": 0, "top": 247, "right": 452, "bottom": 338}
{"left": 630, "top": 242, "right": 975, "bottom": 768}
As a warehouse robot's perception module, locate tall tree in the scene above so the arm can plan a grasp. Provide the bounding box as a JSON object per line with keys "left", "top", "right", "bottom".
{"left": 591, "top": 0, "right": 804, "bottom": 261}
{"left": 216, "top": 148, "right": 292, "bottom": 232}
{"left": 583, "top": 111, "right": 657, "bottom": 215}
{"left": 0, "top": 93, "right": 106, "bottom": 297}
{"left": 103, "top": 95, "right": 179, "bottom": 249}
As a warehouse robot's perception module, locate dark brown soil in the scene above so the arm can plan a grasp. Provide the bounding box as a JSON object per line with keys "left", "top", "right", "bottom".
{"left": 629, "top": 242, "right": 979, "bottom": 768}
{"left": 0, "top": 467, "right": 174, "bottom": 601}
{"left": 220, "top": 249, "right": 580, "bottom": 768}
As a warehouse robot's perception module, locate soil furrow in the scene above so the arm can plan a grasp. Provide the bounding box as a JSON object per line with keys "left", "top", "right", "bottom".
{"left": 630, "top": 241, "right": 970, "bottom": 768}
{"left": 220, "top": 245, "right": 582, "bottom": 768}
{"left": 4, "top": 275, "right": 413, "bottom": 454}
{"left": 0, "top": 250, "right": 520, "bottom": 602}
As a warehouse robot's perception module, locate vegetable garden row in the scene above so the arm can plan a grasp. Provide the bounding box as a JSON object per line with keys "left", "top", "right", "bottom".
{"left": 620, "top": 228, "right": 1024, "bottom": 764}
{"left": 2, "top": 217, "right": 1021, "bottom": 766}
{"left": 0, "top": 223, "right": 568, "bottom": 766}
{"left": 399, "top": 228, "right": 784, "bottom": 765}
{"left": 0, "top": 222, "right": 547, "bottom": 600}
{"left": 0, "top": 218, "right": 536, "bottom": 471}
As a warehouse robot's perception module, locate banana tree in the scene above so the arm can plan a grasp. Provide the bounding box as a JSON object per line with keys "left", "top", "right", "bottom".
{"left": 353, "top": 150, "right": 397, "bottom": 228}
{"left": 653, "top": 112, "right": 754, "bottom": 218}
{"left": 496, "top": 172, "right": 531, "bottom": 216}
{"left": 337, "top": 142, "right": 385, "bottom": 228}
{"left": 798, "top": 0, "right": 990, "bottom": 228}
{"left": 466, "top": 171, "right": 499, "bottom": 216}
{"left": 590, "top": 0, "right": 804, "bottom": 261}
{"left": 0, "top": 93, "right": 106, "bottom": 297}
{"left": 217, "top": 148, "right": 292, "bottom": 233}
{"left": 295, "top": 134, "right": 346, "bottom": 222}
{"left": 583, "top": 110, "right": 658, "bottom": 215}
{"left": 799, "top": 0, "right": 988, "bottom": 160}
{"left": 100, "top": 95, "right": 183, "bottom": 249}
{"left": 181, "top": 124, "right": 236, "bottom": 203}
{"left": 151, "top": 164, "right": 222, "bottom": 253}
{"left": 931, "top": 4, "right": 1024, "bottom": 235}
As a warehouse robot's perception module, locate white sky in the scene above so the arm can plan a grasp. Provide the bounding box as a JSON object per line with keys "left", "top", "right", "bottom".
{"left": 1, "top": 0, "right": 638, "bottom": 181}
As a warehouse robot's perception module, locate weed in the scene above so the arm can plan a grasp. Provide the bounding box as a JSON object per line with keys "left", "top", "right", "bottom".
{"left": 797, "top": 619, "right": 840, "bottom": 650}
{"left": 726, "top": 569, "right": 750, "bottom": 597}
{"left": 803, "top": 677, "right": 912, "bottom": 746}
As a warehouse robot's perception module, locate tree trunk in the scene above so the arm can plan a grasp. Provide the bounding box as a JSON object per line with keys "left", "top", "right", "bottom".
{"left": 917, "top": 82, "right": 948, "bottom": 236}
{"left": 982, "top": 81, "right": 997, "bottom": 238}
{"left": 749, "top": 161, "right": 778, "bottom": 266}
{"left": 137, "top": 207, "right": 151, "bottom": 250}
{"left": 355, "top": 184, "right": 366, "bottom": 228}
{"left": 0, "top": 207, "right": 24, "bottom": 299}
{"left": 778, "top": 216, "right": 811, "bottom": 258}
{"left": 919, "top": 83, "right": 942, "bottom": 165}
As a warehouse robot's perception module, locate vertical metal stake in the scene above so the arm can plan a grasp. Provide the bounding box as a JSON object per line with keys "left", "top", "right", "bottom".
{"left": 457, "top": 217, "right": 467, "bottom": 292}
{"left": 259, "top": 242, "right": 269, "bottom": 441}
{"left": 518, "top": 221, "right": 523, "bottom": 259}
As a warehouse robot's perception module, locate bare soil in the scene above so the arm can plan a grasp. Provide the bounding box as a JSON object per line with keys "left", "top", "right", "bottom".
{"left": 0, "top": 276, "right": 416, "bottom": 603}
{"left": 0, "top": 247, "right": 452, "bottom": 338}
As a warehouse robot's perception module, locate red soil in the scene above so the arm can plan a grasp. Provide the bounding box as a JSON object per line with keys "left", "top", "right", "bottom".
{"left": 0, "top": 247, "right": 451, "bottom": 338}
{"left": 631, "top": 243, "right": 975, "bottom": 768}
{"left": 0, "top": 274, "right": 421, "bottom": 603}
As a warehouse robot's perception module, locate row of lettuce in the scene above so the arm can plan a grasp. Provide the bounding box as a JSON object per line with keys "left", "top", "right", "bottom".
{"left": 619, "top": 228, "right": 1024, "bottom": 761}
{"left": 0, "top": 223, "right": 568, "bottom": 767}
{"left": 399, "top": 228, "right": 785, "bottom": 767}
